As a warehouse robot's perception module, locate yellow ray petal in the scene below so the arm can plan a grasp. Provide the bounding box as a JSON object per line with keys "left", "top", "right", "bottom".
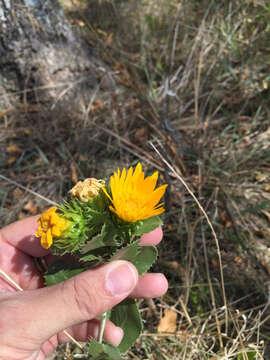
{"left": 102, "top": 187, "right": 113, "bottom": 201}
{"left": 133, "top": 162, "right": 143, "bottom": 182}
{"left": 143, "top": 173, "right": 158, "bottom": 193}
{"left": 146, "top": 184, "right": 168, "bottom": 206}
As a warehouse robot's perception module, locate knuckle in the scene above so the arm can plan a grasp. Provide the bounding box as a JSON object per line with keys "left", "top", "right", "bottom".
{"left": 64, "top": 275, "right": 105, "bottom": 320}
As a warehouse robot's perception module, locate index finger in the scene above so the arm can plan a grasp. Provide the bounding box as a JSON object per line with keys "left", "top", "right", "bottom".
{"left": 140, "top": 226, "right": 163, "bottom": 246}
{"left": 0, "top": 216, "right": 49, "bottom": 257}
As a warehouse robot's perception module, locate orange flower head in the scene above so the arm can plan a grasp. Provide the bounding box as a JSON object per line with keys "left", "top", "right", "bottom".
{"left": 103, "top": 162, "right": 167, "bottom": 223}
{"left": 36, "top": 207, "right": 70, "bottom": 249}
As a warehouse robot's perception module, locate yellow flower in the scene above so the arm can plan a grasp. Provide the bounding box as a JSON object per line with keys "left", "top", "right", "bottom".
{"left": 36, "top": 207, "right": 70, "bottom": 249}
{"left": 70, "top": 178, "right": 105, "bottom": 202}
{"left": 103, "top": 162, "right": 167, "bottom": 223}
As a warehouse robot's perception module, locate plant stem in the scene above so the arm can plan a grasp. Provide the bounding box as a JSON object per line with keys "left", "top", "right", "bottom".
{"left": 98, "top": 312, "right": 107, "bottom": 343}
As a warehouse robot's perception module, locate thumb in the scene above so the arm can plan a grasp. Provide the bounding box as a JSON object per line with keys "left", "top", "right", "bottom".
{"left": 2, "top": 260, "right": 138, "bottom": 346}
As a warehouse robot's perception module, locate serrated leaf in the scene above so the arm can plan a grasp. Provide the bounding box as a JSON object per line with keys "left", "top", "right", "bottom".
{"left": 134, "top": 245, "right": 158, "bottom": 275}
{"left": 81, "top": 231, "right": 107, "bottom": 253}
{"left": 88, "top": 339, "right": 123, "bottom": 359}
{"left": 110, "top": 299, "right": 142, "bottom": 353}
{"left": 45, "top": 259, "right": 84, "bottom": 286}
{"left": 134, "top": 216, "right": 163, "bottom": 236}
{"left": 110, "top": 244, "right": 157, "bottom": 276}
{"left": 110, "top": 244, "right": 139, "bottom": 262}
{"left": 81, "top": 222, "right": 119, "bottom": 254}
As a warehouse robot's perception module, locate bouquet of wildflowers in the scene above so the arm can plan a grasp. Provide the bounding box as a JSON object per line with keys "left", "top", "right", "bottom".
{"left": 36, "top": 162, "right": 167, "bottom": 359}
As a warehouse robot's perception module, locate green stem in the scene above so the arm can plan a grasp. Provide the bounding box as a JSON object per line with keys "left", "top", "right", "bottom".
{"left": 98, "top": 312, "right": 107, "bottom": 343}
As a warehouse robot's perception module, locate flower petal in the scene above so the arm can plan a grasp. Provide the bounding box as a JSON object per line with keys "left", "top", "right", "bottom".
{"left": 105, "top": 163, "right": 167, "bottom": 222}
{"left": 102, "top": 187, "right": 113, "bottom": 202}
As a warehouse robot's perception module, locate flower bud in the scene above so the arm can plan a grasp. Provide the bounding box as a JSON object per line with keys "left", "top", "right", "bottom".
{"left": 70, "top": 178, "right": 105, "bottom": 202}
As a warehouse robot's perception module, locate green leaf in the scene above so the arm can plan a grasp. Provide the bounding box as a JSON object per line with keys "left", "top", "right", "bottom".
{"left": 81, "top": 231, "right": 107, "bottom": 253}
{"left": 79, "top": 253, "right": 103, "bottom": 262}
{"left": 88, "top": 339, "right": 124, "bottom": 359}
{"left": 111, "top": 244, "right": 157, "bottom": 276}
{"left": 110, "top": 299, "right": 142, "bottom": 353}
{"left": 134, "top": 245, "right": 158, "bottom": 275}
{"left": 111, "top": 243, "right": 139, "bottom": 262}
{"left": 45, "top": 259, "right": 84, "bottom": 286}
{"left": 134, "top": 216, "right": 163, "bottom": 236}
{"left": 80, "top": 221, "right": 119, "bottom": 254}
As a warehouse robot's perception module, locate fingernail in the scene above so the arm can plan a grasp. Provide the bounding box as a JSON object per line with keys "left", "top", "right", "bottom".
{"left": 106, "top": 261, "right": 138, "bottom": 296}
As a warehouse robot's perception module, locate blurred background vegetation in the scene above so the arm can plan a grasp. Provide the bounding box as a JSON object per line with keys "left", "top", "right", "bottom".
{"left": 1, "top": 0, "right": 270, "bottom": 358}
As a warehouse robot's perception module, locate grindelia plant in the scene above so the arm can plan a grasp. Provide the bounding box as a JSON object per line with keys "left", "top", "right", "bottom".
{"left": 36, "top": 162, "right": 167, "bottom": 359}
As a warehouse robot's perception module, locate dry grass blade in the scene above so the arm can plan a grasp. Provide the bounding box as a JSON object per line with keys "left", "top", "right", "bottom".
{"left": 151, "top": 142, "right": 228, "bottom": 348}
{"left": 0, "top": 269, "right": 23, "bottom": 291}
{"left": 98, "top": 126, "right": 163, "bottom": 171}
{"left": 0, "top": 175, "right": 58, "bottom": 206}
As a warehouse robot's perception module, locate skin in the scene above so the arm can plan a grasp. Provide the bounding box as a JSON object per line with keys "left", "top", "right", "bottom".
{"left": 0, "top": 216, "right": 168, "bottom": 360}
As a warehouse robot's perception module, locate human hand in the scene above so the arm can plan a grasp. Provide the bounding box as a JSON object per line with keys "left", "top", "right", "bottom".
{"left": 0, "top": 216, "right": 168, "bottom": 360}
